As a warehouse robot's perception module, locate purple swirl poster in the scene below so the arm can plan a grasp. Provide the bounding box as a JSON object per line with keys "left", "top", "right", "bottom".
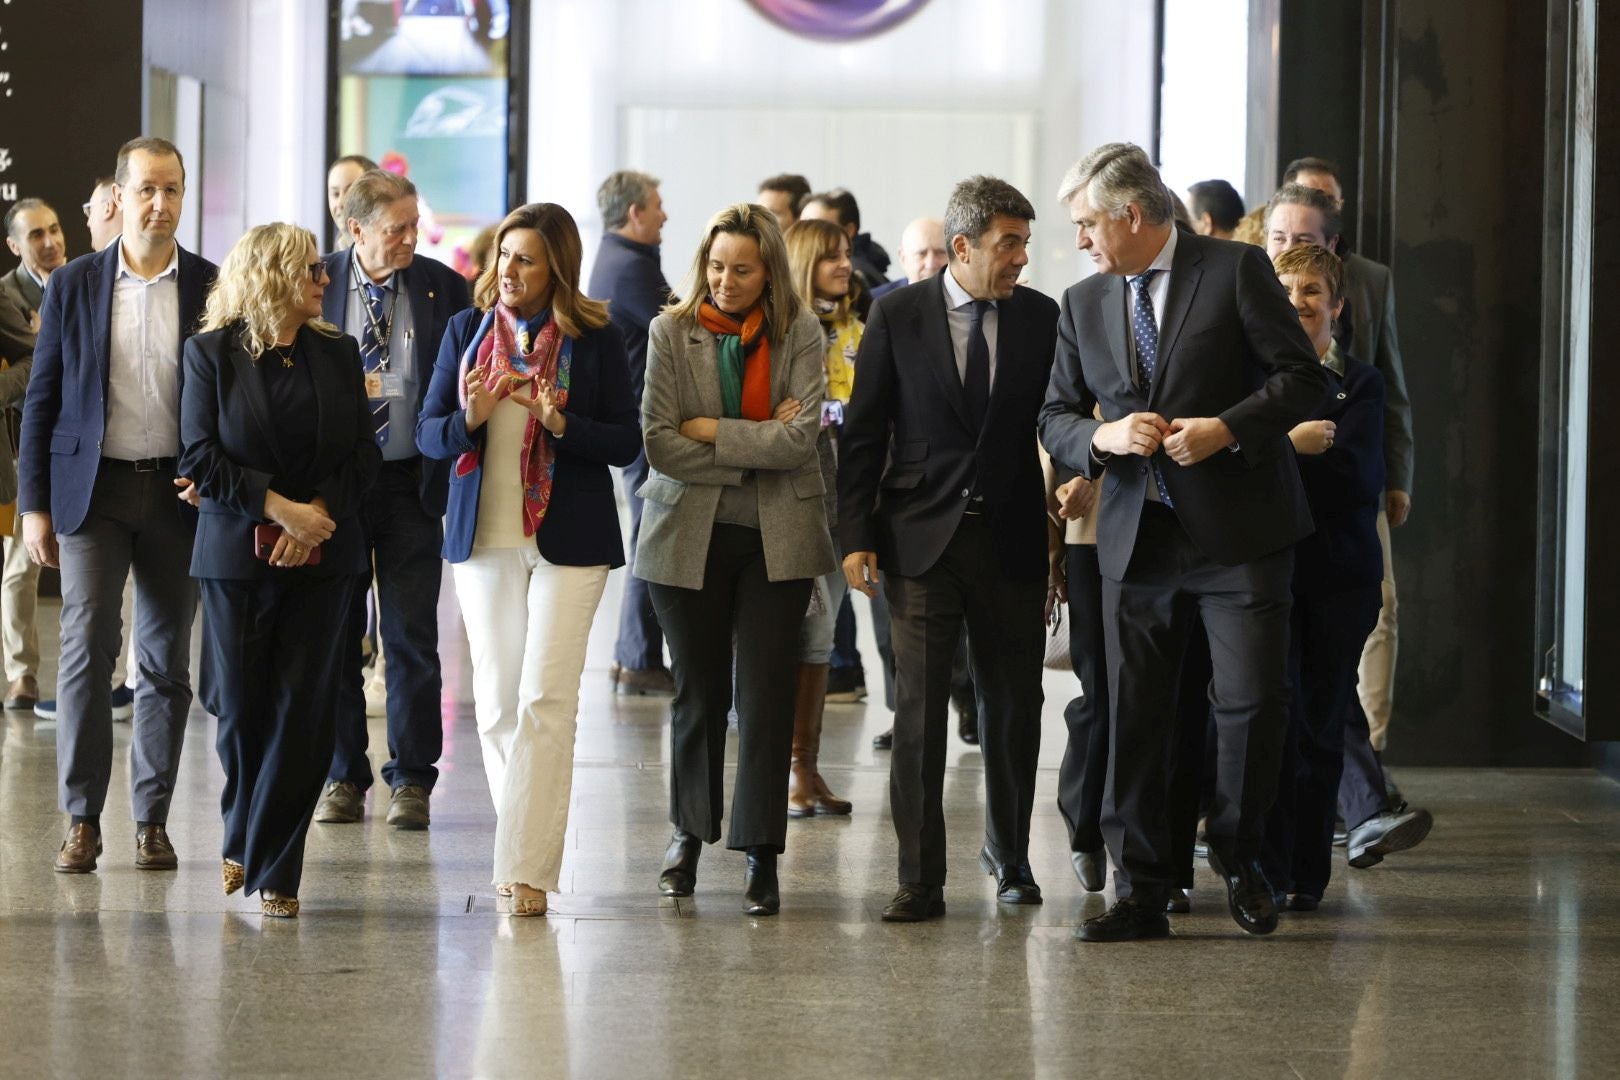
{"left": 746, "top": 0, "right": 933, "bottom": 41}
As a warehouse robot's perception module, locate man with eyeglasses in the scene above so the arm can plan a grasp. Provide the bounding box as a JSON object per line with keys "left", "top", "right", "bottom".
{"left": 314, "top": 168, "right": 469, "bottom": 831}
{"left": 83, "top": 178, "right": 122, "bottom": 254}
{"left": 17, "top": 137, "right": 218, "bottom": 874}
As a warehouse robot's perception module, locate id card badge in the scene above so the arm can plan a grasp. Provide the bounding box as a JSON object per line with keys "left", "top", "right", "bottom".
{"left": 366, "top": 371, "right": 407, "bottom": 401}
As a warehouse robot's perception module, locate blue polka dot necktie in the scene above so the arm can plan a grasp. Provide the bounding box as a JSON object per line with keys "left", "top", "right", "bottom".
{"left": 361, "top": 282, "right": 390, "bottom": 447}
{"left": 1131, "top": 269, "right": 1174, "bottom": 508}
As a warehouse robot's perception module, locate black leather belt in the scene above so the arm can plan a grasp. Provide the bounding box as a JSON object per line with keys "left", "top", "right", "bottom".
{"left": 106, "top": 457, "right": 177, "bottom": 473}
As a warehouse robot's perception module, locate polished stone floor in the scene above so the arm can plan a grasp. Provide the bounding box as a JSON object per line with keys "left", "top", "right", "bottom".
{"left": 1, "top": 572, "right": 1617, "bottom": 1080}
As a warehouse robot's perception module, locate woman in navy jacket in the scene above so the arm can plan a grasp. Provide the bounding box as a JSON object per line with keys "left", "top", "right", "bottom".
{"left": 181, "top": 223, "right": 381, "bottom": 918}
{"left": 416, "top": 202, "right": 640, "bottom": 916}
{"left": 1260, "top": 244, "right": 1386, "bottom": 911}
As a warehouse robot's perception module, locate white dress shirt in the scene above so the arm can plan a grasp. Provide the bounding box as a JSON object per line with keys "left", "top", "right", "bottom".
{"left": 942, "top": 263, "right": 998, "bottom": 388}
{"left": 103, "top": 242, "right": 182, "bottom": 461}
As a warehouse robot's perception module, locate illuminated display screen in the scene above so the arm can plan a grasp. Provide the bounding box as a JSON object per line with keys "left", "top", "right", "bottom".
{"left": 333, "top": 0, "right": 520, "bottom": 274}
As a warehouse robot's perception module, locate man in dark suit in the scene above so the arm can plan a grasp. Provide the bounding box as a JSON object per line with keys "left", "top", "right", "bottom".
{"left": 18, "top": 137, "right": 217, "bottom": 873}
{"left": 314, "top": 168, "right": 470, "bottom": 831}
{"left": 1039, "top": 143, "right": 1330, "bottom": 941}
{"left": 589, "top": 169, "right": 675, "bottom": 696}
{"left": 840, "top": 175, "right": 1059, "bottom": 922}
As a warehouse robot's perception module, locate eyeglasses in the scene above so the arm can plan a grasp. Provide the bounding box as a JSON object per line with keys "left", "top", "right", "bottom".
{"left": 308, "top": 261, "right": 328, "bottom": 282}
{"left": 81, "top": 202, "right": 96, "bottom": 219}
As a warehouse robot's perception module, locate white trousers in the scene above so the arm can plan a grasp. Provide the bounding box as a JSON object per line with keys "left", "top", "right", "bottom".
{"left": 452, "top": 547, "right": 609, "bottom": 890}
{"left": 1356, "top": 509, "right": 1398, "bottom": 750}
{"left": 1, "top": 523, "right": 39, "bottom": 683}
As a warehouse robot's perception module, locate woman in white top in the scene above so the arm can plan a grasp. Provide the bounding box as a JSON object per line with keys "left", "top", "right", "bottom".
{"left": 416, "top": 202, "right": 641, "bottom": 916}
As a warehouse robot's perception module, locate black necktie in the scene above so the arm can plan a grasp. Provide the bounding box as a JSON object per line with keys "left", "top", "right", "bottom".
{"left": 964, "top": 299, "right": 991, "bottom": 429}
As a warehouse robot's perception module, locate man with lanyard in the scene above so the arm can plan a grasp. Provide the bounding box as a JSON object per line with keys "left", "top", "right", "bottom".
{"left": 314, "top": 168, "right": 470, "bottom": 830}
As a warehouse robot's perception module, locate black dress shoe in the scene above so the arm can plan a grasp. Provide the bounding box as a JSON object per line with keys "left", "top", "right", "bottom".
{"left": 743, "top": 849, "right": 779, "bottom": 916}
{"left": 882, "top": 883, "right": 945, "bottom": 922}
{"left": 1288, "top": 892, "right": 1320, "bottom": 912}
{"left": 1204, "top": 843, "right": 1279, "bottom": 936}
{"left": 1165, "top": 888, "right": 1190, "bottom": 914}
{"left": 872, "top": 728, "right": 894, "bottom": 750}
{"left": 978, "top": 846, "right": 1042, "bottom": 904}
{"left": 658, "top": 830, "right": 701, "bottom": 897}
{"left": 957, "top": 703, "right": 979, "bottom": 746}
{"left": 1071, "top": 848, "right": 1107, "bottom": 892}
{"left": 1076, "top": 898, "right": 1170, "bottom": 942}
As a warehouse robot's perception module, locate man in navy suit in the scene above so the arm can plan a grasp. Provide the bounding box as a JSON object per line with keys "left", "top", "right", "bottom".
{"left": 588, "top": 169, "right": 674, "bottom": 696}
{"left": 313, "top": 169, "right": 470, "bottom": 830}
{"left": 1040, "top": 143, "right": 1330, "bottom": 941}
{"left": 18, "top": 137, "right": 218, "bottom": 873}
{"left": 839, "top": 176, "right": 1059, "bottom": 922}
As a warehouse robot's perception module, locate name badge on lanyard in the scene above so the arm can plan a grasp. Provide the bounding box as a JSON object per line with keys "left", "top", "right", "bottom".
{"left": 365, "top": 370, "right": 407, "bottom": 401}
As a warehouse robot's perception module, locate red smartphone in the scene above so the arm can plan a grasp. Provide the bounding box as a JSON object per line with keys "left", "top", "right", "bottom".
{"left": 254, "top": 524, "right": 321, "bottom": 566}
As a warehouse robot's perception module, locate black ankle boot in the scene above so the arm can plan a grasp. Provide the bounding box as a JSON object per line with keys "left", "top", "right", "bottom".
{"left": 743, "top": 847, "right": 780, "bottom": 916}
{"left": 658, "top": 830, "right": 702, "bottom": 897}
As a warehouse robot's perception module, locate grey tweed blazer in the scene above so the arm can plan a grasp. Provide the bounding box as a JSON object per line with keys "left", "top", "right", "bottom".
{"left": 633, "top": 308, "right": 838, "bottom": 590}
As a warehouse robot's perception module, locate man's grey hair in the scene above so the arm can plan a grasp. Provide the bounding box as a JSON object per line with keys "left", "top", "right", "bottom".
{"left": 4, "top": 198, "right": 53, "bottom": 240}
{"left": 942, "top": 176, "right": 1035, "bottom": 262}
{"left": 340, "top": 169, "right": 417, "bottom": 229}
{"left": 1055, "top": 142, "right": 1174, "bottom": 225}
{"left": 1264, "top": 183, "right": 1342, "bottom": 243}
{"left": 597, "top": 170, "right": 660, "bottom": 230}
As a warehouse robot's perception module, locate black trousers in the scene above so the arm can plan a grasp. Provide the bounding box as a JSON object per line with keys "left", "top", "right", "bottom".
{"left": 1058, "top": 543, "right": 1108, "bottom": 854}
{"left": 885, "top": 514, "right": 1046, "bottom": 885}
{"left": 201, "top": 574, "right": 354, "bottom": 898}
{"left": 1263, "top": 583, "right": 1383, "bottom": 898}
{"left": 1102, "top": 502, "right": 1293, "bottom": 904}
{"left": 869, "top": 586, "right": 975, "bottom": 715}
{"left": 330, "top": 458, "right": 445, "bottom": 792}
{"left": 648, "top": 524, "right": 812, "bottom": 853}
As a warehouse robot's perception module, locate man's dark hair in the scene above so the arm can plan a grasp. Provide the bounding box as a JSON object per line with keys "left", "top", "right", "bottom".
{"left": 1187, "top": 179, "right": 1245, "bottom": 232}
{"left": 943, "top": 176, "right": 1035, "bottom": 262}
{"left": 758, "top": 173, "right": 811, "bottom": 207}
{"left": 331, "top": 153, "right": 379, "bottom": 173}
{"left": 115, "top": 136, "right": 186, "bottom": 186}
{"left": 1265, "top": 183, "right": 1342, "bottom": 243}
{"left": 1282, "top": 156, "right": 1341, "bottom": 184}
{"left": 4, "top": 197, "right": 54, "bottom": 240}
{"left": 802, "top": 188, "right": 861, "bottom": 231}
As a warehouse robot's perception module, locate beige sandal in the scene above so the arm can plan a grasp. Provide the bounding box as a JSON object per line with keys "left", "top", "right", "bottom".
{"left": 223, "top": 859, "right": 245, "bottom": 896}
{"left": 508, "top": 884, "right": 546, "bottom": 917}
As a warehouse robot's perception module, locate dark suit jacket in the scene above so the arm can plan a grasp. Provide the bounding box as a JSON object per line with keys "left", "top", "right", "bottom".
{"left": 587, "top": 231, "right": 671, "bottom": 407}
{"left": 1038, "top": 232, "right": 1331, "bottom": 580}
{"left": 17, "top": 243, "right": 217, "bottom": 535}
{"left": 320, "top": 248, "right": 471, "bottom": 517}
{"left": 0, "top": 266, "right": 45, "bottom": 318}
{"left": 180, "top": 323, "right": 382, "bottom": 579}
{"left": 838, "top": 272, "right": 1060, "bottom": 583}
{"left": 1341, "top": 252, "right": 1413, "bottom": 494}
{"left": 1293, "top": 354, "right": 1385, "bottom": 595}
{"left": 415, "top": 308, "right": 642, "bottom": 566}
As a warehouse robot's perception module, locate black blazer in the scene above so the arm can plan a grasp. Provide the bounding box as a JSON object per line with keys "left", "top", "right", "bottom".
{"left": 320, "top": 248, "right": 471, "bottom": 517}
{"left": 180, "top": 323, "right": 382, "bottom": 579}
{"left": 18, "top": 243, "right": 216, "bottom": 534}
{"left": 838, "top": 273, "right": 1060, "bottom": 583}
{"left": 1293, "top": 355, "right": 1386, "bottom": 595}
{"left": 586, "top": 231, "right": 671, "bottom": 407}
{"left": 1038, "top": 233, "right": 1332, "bottom": 579}
{"left": 415, "top": 307, "right": 642, "bottom": 567}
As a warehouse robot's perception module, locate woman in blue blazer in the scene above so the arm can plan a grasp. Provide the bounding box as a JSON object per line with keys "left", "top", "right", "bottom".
{"left": 416, "top": 202, "right": 640, "bottom": 917}
{"left": 181, "top": 223, "right": 381, "bottom": 918}
{"left": 1260, "top": 244, "right": 1389, "bottom": 911}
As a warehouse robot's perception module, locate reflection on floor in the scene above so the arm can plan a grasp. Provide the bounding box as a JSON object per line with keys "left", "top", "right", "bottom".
{"left": 0, "top": 576, "right": 1616, "bottom": 1080}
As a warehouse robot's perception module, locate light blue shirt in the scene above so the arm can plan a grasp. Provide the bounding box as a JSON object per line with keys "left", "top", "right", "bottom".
{"left": 344, "top": 264, "right": 421, "bottom": 461}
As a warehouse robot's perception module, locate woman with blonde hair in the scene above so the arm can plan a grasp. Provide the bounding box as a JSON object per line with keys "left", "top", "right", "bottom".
{"left": 780, "top": 217, "right": 859, "bottom": 817}
{"left": 417, "top": 202, "right": 640, "bottom": 917}
{"left": 181, "top": 223, "right": 381, "bottom": 917}
{"left": 637, "top": 203, "right": 837, "bottom": 915}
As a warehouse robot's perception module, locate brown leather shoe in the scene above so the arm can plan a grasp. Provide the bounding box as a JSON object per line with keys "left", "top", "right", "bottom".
{"left": 134, "top": 824, "right": 179, "bottom": 870}
{"left": 610, "top": 662, "right": 676, "bottom": 696}
{"left": 55, "top": 824, "right": 102, "bottom": 873}
{"left": 5, "top": 675, "right": 39, "bottom": 710}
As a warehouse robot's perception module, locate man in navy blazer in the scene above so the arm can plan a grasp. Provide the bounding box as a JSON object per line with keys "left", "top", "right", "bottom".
{"left": 587, "top": 169, "right": 675, "bottom": 696}
{"left": 314, "top": 168, "right": 470, "bottom": 831}
{"left": 17, "top": 137, "right": 217, "bottom": 873}
{"left": 1039, "top": 144, "right": 1331, "bottom": 942}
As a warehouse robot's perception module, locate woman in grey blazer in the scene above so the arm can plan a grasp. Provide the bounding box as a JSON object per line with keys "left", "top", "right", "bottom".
{"left": 636, "top": 203, "right": 837, "bottom": 916}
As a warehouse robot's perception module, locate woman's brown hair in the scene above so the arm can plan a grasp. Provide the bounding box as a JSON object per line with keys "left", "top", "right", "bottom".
{"left": 473, "top": 202, "right": 609, "bottom": 337}
{"left": 783, "top": 218, "right": 853, "bottom": 321}
{"left": 663, "top": 202, "right": 801, "bottom": 343}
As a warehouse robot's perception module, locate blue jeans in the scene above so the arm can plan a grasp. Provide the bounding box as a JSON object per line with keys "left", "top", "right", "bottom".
{"left": 613, "top": 450, "right": 666, "bottom": 671}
